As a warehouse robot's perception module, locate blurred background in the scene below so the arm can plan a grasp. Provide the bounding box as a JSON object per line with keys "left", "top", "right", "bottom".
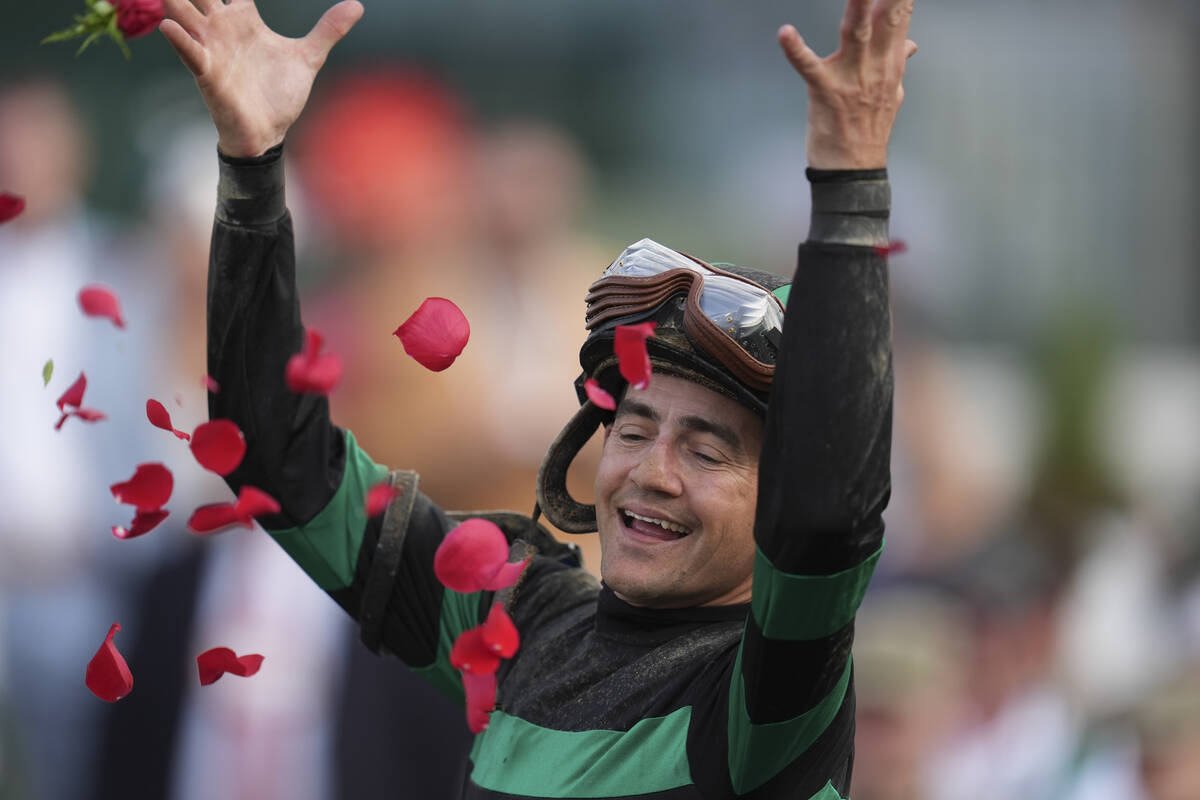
{"left": 1, "top": 0, "right": 1198, "bottom": 798}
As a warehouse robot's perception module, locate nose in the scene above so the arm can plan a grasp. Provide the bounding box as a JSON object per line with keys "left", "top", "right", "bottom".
{"left": 629, "top": 439, "right": 683, "bottom": 496}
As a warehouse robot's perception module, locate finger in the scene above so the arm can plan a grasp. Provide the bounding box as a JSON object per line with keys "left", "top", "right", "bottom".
{"left": 163, "top": 0, "right": 207, "bottom": 38}
{"left": 871, "top": 0, "right": 915, "bottom": 55}
{"left": 777, "top": 25, "right": 823, "bottom": 83}
{"left": 303, "top": 0, "right": 364, "bottom": 67}
{"left": 190, "top": 0, "right": 219, "bottom": 13}
{"left": 839, "top": 0, "right": 873, "bottom": 59}
{"left": 159, "top": 18, "right": 209, "bottom": 76}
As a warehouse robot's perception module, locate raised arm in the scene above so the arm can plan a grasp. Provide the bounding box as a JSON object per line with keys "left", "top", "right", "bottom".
{"left": 724, "top": 1, "right": 915, "bottom": 795}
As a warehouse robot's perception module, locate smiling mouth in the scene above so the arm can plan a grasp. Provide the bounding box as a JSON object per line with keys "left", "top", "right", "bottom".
{"left": 620, "top": 509, "right": 692, "bottom": 541}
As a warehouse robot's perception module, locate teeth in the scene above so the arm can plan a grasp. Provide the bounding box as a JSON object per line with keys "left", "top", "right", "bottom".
{"left": 625, "top": 510, "right": 690, "bottom": 535}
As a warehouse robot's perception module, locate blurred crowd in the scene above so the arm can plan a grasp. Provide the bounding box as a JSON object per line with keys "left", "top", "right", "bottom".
{"left": 1, "top": 50, "right": 1199, "bottom": 800}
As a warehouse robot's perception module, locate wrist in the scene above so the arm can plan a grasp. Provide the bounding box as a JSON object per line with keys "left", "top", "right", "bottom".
{"left": 216, "top": 143, "right": 286, "bottom": 226}
{"left": 805, "top": 168, "right": 890, "bottom": 248}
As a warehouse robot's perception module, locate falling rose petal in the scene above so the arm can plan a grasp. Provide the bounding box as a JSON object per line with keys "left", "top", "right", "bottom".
{"left": 393, "top": 297, "right": 471, "bottom": 372}
{"left": 112, "top": 509, "right": 169, "bottom": 540}
{"left": 85, "top": 623, "right": 133, "bottom": 702}
{"left": 190, "top": 419, "right": 246, "bottom": 476}
{"left": 614, "top": 322, "right": 657, "bottom": 391}
{"left": 365, "top": 482, "right": 399, "bottom": 517}
{"left": 462, "top": 670, "right": 498, "bottom": 734}
{"left": 200, "top": 374, "right": 220, "bottom": 394}
{"left": 186, "top": 502, "right": 244, "bottom": 534}
{"left": 482, "top": 558, "right": 529, "bottom": 592}
{"left": 146, "top": 399, "right": 191, "bottom": 441}
{"left": 196, "top": 647, "right": 265, "bottom": 686}
{"left": 57, "top": 371, "right": 87, "bottom": 411}
{"left": 42, "top": 359, "right": 54, "bottom": 387}
{"left": 285, "top": 328, "right": 343, "bottom": 395}
{"left": 174, "top": 392, "right": 184, "bottom": 407}
{"left": 54, "top": 407, "right": 107, "bottom": 431}
{"left": 583, "top": 378, "right": 616, "bottom": 411}
{"left": 78, "top": 284, "right": 126, "bottom": 329}
{"left": 433, "top": 518, "right": 511, "bottom": 594}
{"left": 0, "top": 192, "right": 25, "bottom": 224}
{"left": 873, "top": 239, "right": 908, "bottom": 257}
{"left": 109, "top": 463, "right": 173, "bottom": 510}
{"left": 450, "top": 628, "right": 501, "bottom": 676}
{"left": 233, "top": 486, "right": 281, "bottom": 519}
{"left": 480, "top": 604, "right": 519, "bottom": 658}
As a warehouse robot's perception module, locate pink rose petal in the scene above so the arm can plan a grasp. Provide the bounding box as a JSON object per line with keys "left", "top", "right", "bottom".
{"left": 285, "top": 328, "right": 343, "bottom": 395}
{"left": 78, "top": 284, "right": 125, "bottom": 329}
{"left": 190, "top": 419, "right": 246, "bottom": 476}
{"left": 196, "top": 647, "right": 265, "bottom": 686}
{"left": 393, "top": 297, "right": 470, "bottom": 372}
{"left": 0, "top": 192, "right": 25, "bottom": 224}
{"left": 433, "top": 518, "right": 516, "bottom": 594}
{"left": 482, "top": 558, "right": 529, "bottom": 592}
{"left": 461, "top": 670, "right": 497, "bottom": 734}
{"left": 112, "top": 508, "right": 169, "bottom": 540}
{"left": 450, "top": 627, "right": 500, "bottom": 675}
{"left": 110, "top": 463, "right": 173, "bottom": 511}
{"left": 614, "top": 322, "right": 656, "bottom": 390}
{"left": 85, "top": 623, "right": 133, "bottom": 702}
{"left": 200, "top": 374, "right": 220, "bottom": 394}
{"left": 480, "top": 604, "right": 519, "bottom": 658}
{"left": 583, "top": 378, "right": 616, "bottom": 411}
{"left": 146, "top": 399, "right": 191, "bottom": 441}
{"left": 365, "top": 482, "right": 399, "bottom": 517}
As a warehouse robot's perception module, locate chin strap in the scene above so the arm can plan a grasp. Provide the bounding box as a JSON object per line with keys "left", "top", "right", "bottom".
{"left": 536, "top": 401, "right": 608, "bottom": 533}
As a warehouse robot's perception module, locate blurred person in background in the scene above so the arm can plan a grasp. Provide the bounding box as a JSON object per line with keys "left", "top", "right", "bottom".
{"left": 0, "top": 75, "right": 176, "bottom": 800}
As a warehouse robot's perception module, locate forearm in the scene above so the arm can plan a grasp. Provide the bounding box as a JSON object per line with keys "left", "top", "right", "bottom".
{"left": 207, "top": 145, "right": 345, "bottom": 528}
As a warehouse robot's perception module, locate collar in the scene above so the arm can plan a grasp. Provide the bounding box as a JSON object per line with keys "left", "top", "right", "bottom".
{"left": 594, "top": 583, "right": 749, "bottom": 645}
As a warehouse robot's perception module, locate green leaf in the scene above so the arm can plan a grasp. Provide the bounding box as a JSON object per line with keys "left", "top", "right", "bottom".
{"left": 42, "top": 359, "right": 54, "bottom": 386}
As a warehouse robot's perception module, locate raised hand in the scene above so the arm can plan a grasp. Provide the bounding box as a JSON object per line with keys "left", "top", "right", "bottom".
{"left": 160, "top": 0, "right": 364, "bottom": 157}
{"left": 778, "top": 0, "right": 916, "bottom": 169}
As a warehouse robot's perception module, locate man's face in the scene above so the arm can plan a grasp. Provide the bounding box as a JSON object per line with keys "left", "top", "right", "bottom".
{"left": 594, "top": 374, "right": 763, "bottom": 608}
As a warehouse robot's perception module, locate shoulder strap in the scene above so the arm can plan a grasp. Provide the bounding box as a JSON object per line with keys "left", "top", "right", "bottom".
{"left": 359, "top": 469, "right": 420, "bottom": 653}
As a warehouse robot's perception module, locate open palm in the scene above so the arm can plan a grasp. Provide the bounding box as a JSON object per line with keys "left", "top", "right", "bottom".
{"left": 160, "top": 0, "right": 363, "bottom": 157}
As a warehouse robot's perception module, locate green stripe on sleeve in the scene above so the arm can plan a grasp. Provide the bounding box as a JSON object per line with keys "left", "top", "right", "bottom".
{"left": 469, "top": 709, "right": 693, "bottom": 797}
{"left": 727, "top": 649, "right": 852, "bottom": 796}
{"left": 413, "top": 587, "right": 485, "bottom": 705}
{"left": 265, "top": 430, "right": 387, "bottom": 592}
{"left": 751, "top": 541, "right": 883, "bottom": 642}
{"left": 809, "top": 781, "right": 847, "bottom": 799}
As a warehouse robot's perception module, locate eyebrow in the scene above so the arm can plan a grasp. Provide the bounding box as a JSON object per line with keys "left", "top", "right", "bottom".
{"left": 616, "top": 399, "right": 746, "bottom": 453}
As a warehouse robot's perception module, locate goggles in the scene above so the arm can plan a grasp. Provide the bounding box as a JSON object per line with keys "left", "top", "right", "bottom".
{"left": 584, "top": 239, "right": 786, "bottom": 392}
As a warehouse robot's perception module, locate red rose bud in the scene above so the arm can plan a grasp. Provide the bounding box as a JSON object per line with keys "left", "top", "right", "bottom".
{"left": 114, "top": 0, "right": 163, "bottom": 39}
{"left": 481, "top": 604, "right": 519, "bottom": 658}
{"left": 462, "top": 670, "right": 497, "bottom": 734}
{"left": 614, "top": 322, "right": 656, "bottom": 390}
{"left": 196, "top": 647, "right": 264, "bottom": 686}
{"left": 112, "top": 508, "right": 169, "bottom": 540}
{"left": 110, "top": 463, "right": 173, "bottom": 511}
{"left": 85, "top": 623, "right": 133, "bottom": 702}
{"left": 433, "top": 518, "right": 529, "bottom": 594}
{"left": 0, "top": 192, "right": 25, "bottom": 223}
{"left": 393, "top": 297, "right": 470, "bottom": 372}
{"left": 285, "top": 328, "right": 343, "bottom": 395}
{"left": 78, "top": 284, "right": 125, "bottom": 329}
{"left": 583, "top": 378, "right": 616, "bottom": 411}
{"left": 146, "top": 399, "right": 190, "bottom": 441}
{"left": 190, "top": 419, "right": 246, "bottom": 476}
{"left": 365, "top": 482, "right": 400, "bottom": 517}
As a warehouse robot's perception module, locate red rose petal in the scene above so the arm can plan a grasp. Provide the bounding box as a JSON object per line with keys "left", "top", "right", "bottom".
{"left": 115, "top": 0, "right": 165, "bottom": 39}
{"left": 186, "top": 502, "right": 244, "bottom": 534}
{"left": 57, "top": 371, "right": 87, "bottom": 411}
{"left": 873, "top": 239, "right": 908, "bottom": 257}
{"left": 583, "top": 378, "right": 616, "bottom": 411}
{"left": 146, "top": 399, "right": 191, "bottom": 441}
{"left": 462, "top": 670, "right": 497, "bottom": 734}
{"left": 233, "top": 486, "right": 281, "bottom": 519}
{"left": 480, "top": 604, "right": 519, "bottom": 658}
{"left": 196, "top": 647, "right": 265, "bottom": 686}
{"left": 190, "top": 419, "right": 246, "bottom": 476}
{"left": 482, "top": 558, "right": 529, "bottom": 592}
{"left": 433, "top": 518, "right": 511, "bottom": 594}
{"left": 85, "top": 623, "right": 133, "bottom": 702}
{"left": 112, "top": 508, "right": 169, "bottom": 540}
{"left": 78, "top": 284, "right": 126, "bottom": 329}
{"left": 393, "top": 297, "right": 471, "bottom": 372}
{"left": 110, "top": 463, "right": 173, "bottom": 511}
{"left": 450, "top": 628, "right": 501, "bottom": 676}
{"left": 285, "top": 328, "right": 344, "bottom": 395}
{"left": 54, "top": 407, "right": 107, "bottom": 431}
{"left": 614, "top": 322, "right": 656, "bottom": 391}
{"left": 200, "top": 374, "right": 220, "bottom": 394}
{"left": 365, "top": 482, "right": 399, "bottom": 517}
{"left": 0, "top": 192, "right": 25, "bottom": 224}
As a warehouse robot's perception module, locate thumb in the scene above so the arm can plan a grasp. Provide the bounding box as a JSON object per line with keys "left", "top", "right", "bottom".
{"left": 777, "top": 24, "right": 822, "bottom": 81}
{"left": 304, "top": 1, "right": 364, "bottom": 66}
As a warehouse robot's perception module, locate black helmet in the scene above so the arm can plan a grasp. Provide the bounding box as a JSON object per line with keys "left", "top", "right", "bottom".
{"left": 537, "top": 238, "right": 789, "bottom": 533}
